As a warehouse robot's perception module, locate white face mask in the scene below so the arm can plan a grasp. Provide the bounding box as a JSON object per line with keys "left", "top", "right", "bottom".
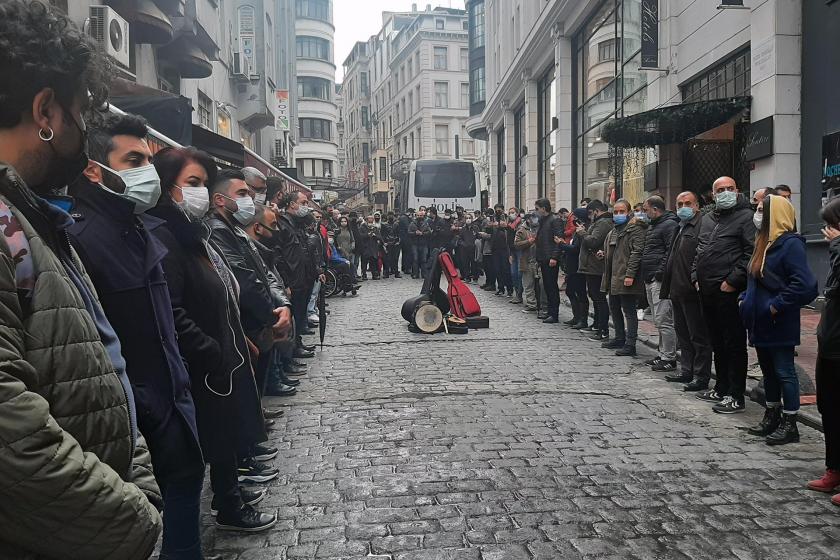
{"left": 175, "top": 185, "right": 209, "bottom": 220}
{"left": 753, "top": 211, "right": 763, "bottom": 230}
{"left": 222, "top": 194, "right": 256, "bottom": 226}
{"left": 254, "top": 192, "right": 267, "bottom": 205}
{"left": 294, "top": 204, "right": 312, "bottom": 218}
{"left": 96, "top": 162, "right": 162, "bottom": 214}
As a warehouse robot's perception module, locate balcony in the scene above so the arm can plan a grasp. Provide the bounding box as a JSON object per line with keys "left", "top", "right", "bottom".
{"left": 109, "top": 0, "right": 173, "bottom": 45}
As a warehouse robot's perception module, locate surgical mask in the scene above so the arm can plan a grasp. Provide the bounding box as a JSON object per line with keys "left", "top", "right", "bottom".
{"left": 223, "top": 194, "right": 256, "bottom": 225}
{"left": 254, "top": 192, "right": 267, "bottom": 205}
{"left": 520, "top": 213, "right": 526, "bottom": 218}
{"left": 677, "top": 207, "right": 695, "bottom": 221}
{"left": 466, "top": 218, "right": 473, "bottom": 224}
{"left": 753, "top": 211, "right": 763, "bottom": 230}
{"left": 295, "top": 204, "right": 312, "bottom": 218}
{"left": 715, "top": 190, "right": 738, "bottom": 210}
{"left": 508, "top": 212, "right": 516, "bottom": 219}
{"left": 613, "top": 214, "right": 628, "bottom": 225}
{"left": 97, "top": 162, "right": 161, "bottom": 214}
{"left": 175, "top": 185, "right": 209, "bottom": 220}
{"left": 634, "top": 211, "right": 648, "bottom": 222}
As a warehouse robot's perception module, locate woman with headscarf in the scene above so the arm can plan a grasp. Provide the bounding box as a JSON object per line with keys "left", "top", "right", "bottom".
{"left": 740, "top": 195, "right": 818, "bottom": 445}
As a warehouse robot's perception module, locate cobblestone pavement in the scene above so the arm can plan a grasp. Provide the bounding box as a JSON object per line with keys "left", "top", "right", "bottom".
{"left": 203, "top": 277, "right": 838, "bottom": 560}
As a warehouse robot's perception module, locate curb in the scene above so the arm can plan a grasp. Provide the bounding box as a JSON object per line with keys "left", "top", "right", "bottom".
{"left": 561, "top": 298, "right": 824, "bottom": 433}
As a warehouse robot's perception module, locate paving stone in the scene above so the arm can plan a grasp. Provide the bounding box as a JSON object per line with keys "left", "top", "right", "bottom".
{"left": 201, "top": 278, "right": 835, "bottom": 559}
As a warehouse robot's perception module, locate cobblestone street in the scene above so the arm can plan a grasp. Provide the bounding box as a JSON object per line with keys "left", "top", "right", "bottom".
{"left": 205, "top": 278, "right": 839, "bottom": 560}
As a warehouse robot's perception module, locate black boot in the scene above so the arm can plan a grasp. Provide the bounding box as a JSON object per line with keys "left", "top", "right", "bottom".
{"left": 747, "top": 406, "right": 782, "bottom": 436}
{"left": 766, "top": 413, "right": 800, "bottom": 445}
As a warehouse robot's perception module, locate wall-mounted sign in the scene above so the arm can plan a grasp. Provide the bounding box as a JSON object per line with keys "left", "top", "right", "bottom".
{"left": 752, "top": 36, "right": 775, "bottom": 85}
{"left": 744, "top": 116, "right": 774, "bottom": 162}
{"left": 823, "top": 130, "right": 840, "bottom": 202}
{"left": 275, "top": 90, "right": 289, "bottom": 131}
{"left": 640, "top": 0, "right": 659, "bottom": 69}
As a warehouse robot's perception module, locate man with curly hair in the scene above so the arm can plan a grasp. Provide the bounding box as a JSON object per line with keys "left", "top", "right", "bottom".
{"left": 0, "top": 2, "right": 162, "bottom": 558}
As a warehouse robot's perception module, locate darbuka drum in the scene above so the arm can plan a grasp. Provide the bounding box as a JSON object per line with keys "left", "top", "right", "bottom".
{"left": 414, "top": 302, "right": 443, "bottom": 333}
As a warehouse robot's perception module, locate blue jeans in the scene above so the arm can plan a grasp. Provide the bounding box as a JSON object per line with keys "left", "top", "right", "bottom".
{"left": 756, "top": 346, "right": 800, "bottom": 412}
{"left": 160, "top": 468, "right": 205, "bottom": 560}
{"left": 307, "top": 280, "right": 320, "bottom": 317}
{"left": 412, "top": 244, "right": 429, "bottom": 278}
{"left": 510, "top": 254, "right": 522, "bottom": 292}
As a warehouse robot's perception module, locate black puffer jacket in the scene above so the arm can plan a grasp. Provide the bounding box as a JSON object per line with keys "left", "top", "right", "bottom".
{"left": 692, "top": 195, "right": 755, "bottom": 292}
{"left": 641, "top": 211, "right": 679, "bottom": 282}
{"left": 818, "top": 237, "right": 840, "bottom": 359}
{"left": 535, "top": 214, "right": 563, "bottom": 263}
{"left": 661, "top": 210, "right": 703, "bottom": 300}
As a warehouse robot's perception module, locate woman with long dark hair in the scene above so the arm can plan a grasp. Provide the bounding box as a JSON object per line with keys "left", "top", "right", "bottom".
{"left": 808, "top": 197, "right": 840, "bottom": 504}
{"left": 150, "top": 147, "right": 277, "bottom": 532}
{"left": 739, "top": 195, "right": 817, "bottom": 445}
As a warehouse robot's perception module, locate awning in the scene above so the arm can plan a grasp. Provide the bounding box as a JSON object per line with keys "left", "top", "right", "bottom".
{"left": 191, "top": 125, "right": 245, "bottom": 169}
{"left": 602, "top": 97, "right": 751, "bottom": 148}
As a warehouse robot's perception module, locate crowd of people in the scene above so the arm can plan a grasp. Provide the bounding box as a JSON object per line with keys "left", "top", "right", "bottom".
{"left": 0, "top": 4, "right": 839, "bottom": 560}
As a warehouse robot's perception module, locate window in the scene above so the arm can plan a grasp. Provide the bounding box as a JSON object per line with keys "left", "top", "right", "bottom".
{"left": 299, "top": 118, "right": 332, "bottom": 140}
{"left": 514, "top": 105, "right": 526, "bottom": 207}
{"left": 460, "top": 48, "right": 469, "bottom": 72}
{"left": 408, "top": 91, "right": 414, "bottom": 114}
{"left": 469, "top": 1, "right": 485, "bottom": 49}
{"left": 436, "top": 19, "right": 445, "bottom": 30}
{"left": 323, "top": 160, "right": 333, "bottom": 177}
{"left": 682, "top": 47, "right": 751, "bottom": 103}
{"left": 462, "top": 20, "right": 469, "bottom": 31}
{"left": 434, "top": 46, "right": 448, "bottom": 70}
{"left": 435, "top": 124, "right": 449, "bottom": 155}
{"left": 217, "top": 110, "right": 231, "bottom": 138}
{"left": 408, "top": 58, "right": 413, "bottom": 78}
{"left": 470, "top": 66, "right": 485, "bottom": 104}
{"left": 496, "top": 127, "right": 505, "bottom": 205}
{"left": 362, "top": 143, "right": 370, "bottom": 163}
{"left": 598, "top": 39, "right": 616, "bottom": 62}
{"left": 296, "top": 36, "right": 331, "bottom": 61}
{"left": 361, "top": 72, "right": 369, "bottom": 96}
{"left": 434, "top": 82, "right": 449, "bottom": 108}
{"left": 462, "top": 139, "right": 475, "bottom": 156}
{"left": 460, "top": 83, "right": 470, "bottom": 109}
{"left": 197, "top": 91, "right": 212, "bottom": 129}
{"left": 297, "top": 76, "right": 331, "bottom": 100}
{"left": 361, "top": 106, "right": 369, "bottom": 128}
{"left": 415, "top": 51, "right": 421, "bottom": 72}
{"left": 538, "top": 68, "right": 557, "bottom": 200}
{"left": 379, "top": 157, "right": 387, "bottom": 181}
{"left": 416, "top": 85, "right": 422, "bottom": 110}
{"left": 295, "top": 0, "right": 331, "bottom": 23}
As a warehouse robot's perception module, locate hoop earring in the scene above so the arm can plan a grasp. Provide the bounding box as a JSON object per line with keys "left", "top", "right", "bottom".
{"left": 38, "top": 127, "right": 55, "bottom": 142}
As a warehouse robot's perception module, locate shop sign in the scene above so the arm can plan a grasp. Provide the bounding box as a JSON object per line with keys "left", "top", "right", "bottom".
{"left": 640, "top": 0, "right": 659, "bottom": 69}
{"left": 744, "top": 116, "right": 774, "bottom": 162}
{"left": 823, "top": 131, "right": 840, "bottom": 201}
{"left": 275, "top": 90, "right": 289, "bottom": 131}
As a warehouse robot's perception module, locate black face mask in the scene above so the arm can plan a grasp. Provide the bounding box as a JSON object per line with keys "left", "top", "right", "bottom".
{"left": 39, "top": 108, "right": 88, "bottom": 194}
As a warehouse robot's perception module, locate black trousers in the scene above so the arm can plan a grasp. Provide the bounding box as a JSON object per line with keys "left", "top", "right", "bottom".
{"left": 482, "top": 254, "right": 496, "bottom": 288}
{"left": 700, "top": 289, "right": 748, "bottom": 401}
{"left": 210, "top": 453, "right": 242, "bottom": 516}
{"left": 401, "top": 242, "right": 413, "bottom": 272}
{"left": 817, "top": 356, "right": 840, "bottom": 470}
{"left": 672, "top": 296, "right": 712, "bottom": 382}
{"left": 494, "top": 252, "right": 512, "bottom": 292}
{"left": 585, "top": 273, "right": 609, "bottom": 332}
{"left": 384, "top": 246, "right": 400, "bottom": 276}
{"left": 566, "top": 273, "right": 588, "bottom": 322}
{"left": 291, "top": 282, "right": 313, "bottom": 340}
{"left": 539, "top": 261, "right": 560, "bottom": 318}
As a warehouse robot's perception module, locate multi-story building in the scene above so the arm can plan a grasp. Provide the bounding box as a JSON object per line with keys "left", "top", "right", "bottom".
{"left": 295, "top": 0, "right": 340, "bottom": 191}
{"left": 341, "top": 41, "right": 374, "bottom": 202}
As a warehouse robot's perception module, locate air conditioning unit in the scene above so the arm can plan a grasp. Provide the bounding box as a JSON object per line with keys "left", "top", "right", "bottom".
{"left": 88, "top": 6, "right": 130, "bottom": 68}
{"left": 232, "top": 51, "right": 253, "bottom": 82}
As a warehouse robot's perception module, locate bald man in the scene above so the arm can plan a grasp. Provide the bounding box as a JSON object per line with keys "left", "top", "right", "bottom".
{"left": 662, "top": 191, "right": 712, "bottom": 391}
{"left": 692, "top": 176, "right": 755, "bottom": 414}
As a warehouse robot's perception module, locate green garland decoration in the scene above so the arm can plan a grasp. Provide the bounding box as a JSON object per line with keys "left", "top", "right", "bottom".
{"left": 602, "top": 97, "right": 751, "bottom": 148}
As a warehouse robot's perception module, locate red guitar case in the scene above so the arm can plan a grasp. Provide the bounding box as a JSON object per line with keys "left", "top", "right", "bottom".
{"left": 438, "top": 252, "right": 487, "bottom": 327}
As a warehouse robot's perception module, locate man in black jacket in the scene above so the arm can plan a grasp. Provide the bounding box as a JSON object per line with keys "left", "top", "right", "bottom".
{"left": 662, "top": 191, "right": 712, "bottom": 392}
{"left": 692, "top": 176, "right": 755, "bottom": 413}
{"left": 535, "top": 198, "right": 564, "bottom": 323}
{"left": 641, "top": 195, "right": 680, "bottom": 372}
{"left": 70, "top": 114, "right": 205, "bottom": 557}
{"left": 578, "top": 200, "right": 613, "bottom": 339}
{"left": 276, "top": 191, "right": 322, "bottom": 349}
{"left": 398, "top": 209, "right": 413, "bottom": 273}
{"left": 382, "top": 212, "right": 402, "bottom": 278}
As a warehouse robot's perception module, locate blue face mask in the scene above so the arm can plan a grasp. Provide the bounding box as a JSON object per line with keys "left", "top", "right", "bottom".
{"left": 715, "top": 190, "right": 738, "bottom": 210}
{"left": 677, "top": 207, "right": 695, "bottom": 221}
{"left": 613, "top": 214, "right": 628, "bottom": 225}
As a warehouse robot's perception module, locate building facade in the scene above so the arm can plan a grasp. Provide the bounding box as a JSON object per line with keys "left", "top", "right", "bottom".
{"left": 295, "top": 0, "right": 340, "bottom": 190}
{"left": 470, "top": 0, "right": 803, "bottom": 221}
{"left": 341, "top": 41, "right": 374, "bottom": 204}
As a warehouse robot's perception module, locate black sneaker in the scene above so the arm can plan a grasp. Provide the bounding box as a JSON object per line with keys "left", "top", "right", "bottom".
{"left": 695, "top": 389, "right": 724, "bottom": 403}
{"left": 615, "top": 345, "right": 637, "bottom": 357}
{"left": 211, "top": 487, "right": 266, "bottom": 513}
{"left": 253, "top": 444, "right": 278, "bottom": 462}
{"left": 237, "top": 458, "right": 280, "bottom": 483}
{"left": 587, "top": 331, "right": 608, "bottom": 342}
{"left": 216, "top": 504, "right": 277, "bottom": 532}
{"left": 601, "top": 338, "right": 625, "bottom": 349}
{"left": 644, "top": 357, "right": 662, "bottom": 367}
{"left": 651, "top": 360, "right": 677, "bottom": 372}
{"left": 712, "top": 396, "right": 745, "bottom": 414}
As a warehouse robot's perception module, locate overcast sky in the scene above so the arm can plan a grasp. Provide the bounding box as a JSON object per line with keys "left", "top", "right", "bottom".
{"left": 333, "top": 0, "right": 465, "bottom": 82}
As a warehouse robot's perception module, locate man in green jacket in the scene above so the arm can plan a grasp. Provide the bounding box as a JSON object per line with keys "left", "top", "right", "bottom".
{"left": 0, "top": 2, "right": 161, "bottom": 558}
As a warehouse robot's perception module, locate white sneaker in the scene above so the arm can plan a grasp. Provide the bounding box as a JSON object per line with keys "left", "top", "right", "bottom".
{"left": 637, "top": 309, "right": 645, "bottom": 321}
{"left": 308, "top": 314, "right": 319, "bottom": 325}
